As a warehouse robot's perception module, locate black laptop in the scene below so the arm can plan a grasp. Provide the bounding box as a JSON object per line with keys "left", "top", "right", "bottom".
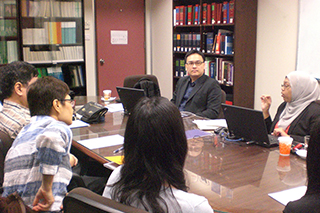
{"left": 221, "top": 104, "right": 278, "bottom": 147}
{"left": 116, "top": 86, "right": 145, "bottom": 115}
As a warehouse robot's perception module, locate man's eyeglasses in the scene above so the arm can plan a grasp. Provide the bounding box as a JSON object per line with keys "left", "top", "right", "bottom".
{"left": 60, "top": 99, "right": 75, "bottom": 108}
{"left": 186, "top": 61, "right": 204, "bottom": 66}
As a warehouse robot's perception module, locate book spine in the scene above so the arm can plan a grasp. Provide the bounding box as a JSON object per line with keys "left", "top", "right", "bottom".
{"left": 202, "top": 3, "right": 207, "bottom": 24}
{"left": 229, "top": 1, "right": 235, "bottom": 24}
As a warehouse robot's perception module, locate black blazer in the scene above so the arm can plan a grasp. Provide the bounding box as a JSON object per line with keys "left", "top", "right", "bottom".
{"left": 265, "top": 101, "right": 320, "bottom": 142}
{"left": 171, "top": 75, "right": 221, "bottom": 119}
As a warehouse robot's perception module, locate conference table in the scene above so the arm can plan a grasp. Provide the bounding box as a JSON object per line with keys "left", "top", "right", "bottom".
{"left": 71, "top": 96, "right": 307, "bottom": 213}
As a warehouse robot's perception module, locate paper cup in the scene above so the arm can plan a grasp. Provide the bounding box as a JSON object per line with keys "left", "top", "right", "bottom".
{"left": 278, "top": 136, "right": 293, "bottom": 156}
{"left": 103, "top": 90, "right": 111, "bottom": 100}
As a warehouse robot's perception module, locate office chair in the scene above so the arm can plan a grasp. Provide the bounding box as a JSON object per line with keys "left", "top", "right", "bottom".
{"left": 123, "top": 74, "right": 159, "bottom": 88}
{"left": 63, "top": 187, "right": 148, "bottom": 213}
{"left": 0, "top": 131, "right": 13, "bottom": 191}
{"left": 217, "top": 89, "right": 227, "bottom": 119}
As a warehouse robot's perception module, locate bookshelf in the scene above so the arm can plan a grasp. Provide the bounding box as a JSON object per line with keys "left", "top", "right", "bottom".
{"left": 173, "top": 0, "right": 257, "bottom": 108}
{"left": 19, "top": 0, "right": 86, "bottom": 95}
{"left": 0, "top": 0, "right": 19, "bottom": 65}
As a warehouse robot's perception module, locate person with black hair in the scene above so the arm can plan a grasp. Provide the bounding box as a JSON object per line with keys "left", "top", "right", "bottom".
{"left": 2, "top": 76, "right": 77, "bottom": 212}
{"left": 171, "top": 49, "right": 222, "bottom": 119}
{"left": 0, "top": 61, "right": 38, "bottom": 139}
{"left": 103, "top": 97, "right": 213, "bottom": 212}
{"left": 283, "top": 118, "right": 320, "bottom": 212}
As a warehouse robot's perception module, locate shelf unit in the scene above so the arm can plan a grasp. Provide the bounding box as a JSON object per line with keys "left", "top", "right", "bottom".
{"left": 19, "top": 0, "right": 86, "bottom": 95}
{"left": 173, "top": 0, "right": 257, "bottom": 108}
{"left": 0, "top": 0, "right": 19, "bottom": 65}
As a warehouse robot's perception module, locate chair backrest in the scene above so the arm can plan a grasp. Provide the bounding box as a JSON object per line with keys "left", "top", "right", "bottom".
{"left": 0, "top": 131, "right": 13, "bottom": 187}
{"left": 123, "top": 75, "right": 160, "bottom": 97}
{"left": 217, "top": 89, "right": 227, "bottom": 119}
{"left": 63, "top": 187, "right": 148, "bottom": 213}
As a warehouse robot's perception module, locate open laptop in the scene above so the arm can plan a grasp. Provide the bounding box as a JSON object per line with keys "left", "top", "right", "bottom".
{"left": 221, "top": 104, "right": 278, "bottom": 147}
{"left": 116, "top": 86, "right": 145, "bottom": 115}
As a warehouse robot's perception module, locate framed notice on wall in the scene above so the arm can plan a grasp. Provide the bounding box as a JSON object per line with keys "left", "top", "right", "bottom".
{"left": 110, "top": 30, "right": 128, "bottom": 45}
{"left": 296, "top": 0, "right": 320, "bottom": 78}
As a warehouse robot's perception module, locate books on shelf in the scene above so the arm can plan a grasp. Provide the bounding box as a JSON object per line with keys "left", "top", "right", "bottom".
{"left": 2, "top": 1, "right": 16, "bottom": 17}
{"left": 213, "top": 29, "right": 233, "bottom": 55}
{"left": 0, "top": 40, "right": 18, "bottom": 64}
{"left": 0, "top": 19, "right": 17, "bottom": 36}
{"left": 20, "top": 0, "right": 82, "bottom": 17}
{"left": 204, "top": 58, "right": 233, "bottom": 86}
{"left": 173, "top": 32, "right": 200, "bottom": 52}
{"left": 23, "top": 46, "right": 84, "bottom": 62}
{"left": 23, "top": 21, "right": 76, "bottom": 45}
{"left": 173, "top": 2, "right": 234, "bottom": 26}
{"left": 36, "top": 65, "right": 85, "bottom": 88}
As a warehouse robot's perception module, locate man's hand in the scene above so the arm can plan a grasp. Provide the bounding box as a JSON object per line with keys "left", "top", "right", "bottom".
{"left": 32, "top": 186, "right": 54, "bottom": 211}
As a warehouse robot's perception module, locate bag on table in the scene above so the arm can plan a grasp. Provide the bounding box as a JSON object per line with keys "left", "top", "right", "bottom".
{"left": 76, "top": 101, "right": 108, "bottom": 124}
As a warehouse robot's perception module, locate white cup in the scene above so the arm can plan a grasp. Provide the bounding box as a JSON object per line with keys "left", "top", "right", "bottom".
{"left": 103, "top": 90, "right": 111, "bottom": 100}
{"left": 278, "top": 136, "right": 293, "bottom": 156}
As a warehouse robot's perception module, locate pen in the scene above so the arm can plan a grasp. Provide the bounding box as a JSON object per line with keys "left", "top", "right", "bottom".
{"left": 113, "top": 146, "right": 124, "bottom": 154}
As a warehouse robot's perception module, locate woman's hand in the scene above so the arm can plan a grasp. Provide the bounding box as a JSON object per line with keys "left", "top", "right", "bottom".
{"left": 272, "top": 128, "right": 289, "bottom": 137}
{"left": 260, "top": 95, "right": 272, "bottom": 119}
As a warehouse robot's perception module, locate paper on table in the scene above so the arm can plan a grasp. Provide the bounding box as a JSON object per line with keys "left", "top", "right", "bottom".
{"left": 106, "top": 103, "right": 124, "bottom": 113}
{"left": 193, "top": 119, "right": 227, "bottom": 130}
{"left": 185, "top": 129, "right": 212, "bottom": 139}
{"left": 77, "top": 134, "right": 124, "bottom": 150}
{"left": 268, "top": 186, "right": 307, "bottom": 206}
{"left": 69, "top": 119, "right": 90, "bottom": 129}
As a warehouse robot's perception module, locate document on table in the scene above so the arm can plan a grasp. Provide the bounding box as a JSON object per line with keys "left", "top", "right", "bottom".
{"left": 77, "top": 134, "right": 124, "bottom": 150}
{"left": 106, "top": 103, "right": 124, "bottom": 113}
{"left": 69, "top": 119, "right": 90, "bottom": 129}
{"left": 193, "top": 119, "right": 227, "bottom": 130}
{"left": 185, "top": 129, "right": 212, "bottom": 139}
{"left": 268, "top": 186, "right": 307, "bottom": 205}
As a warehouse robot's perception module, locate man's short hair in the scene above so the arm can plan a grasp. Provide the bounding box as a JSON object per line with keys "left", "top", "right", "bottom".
{"left": 27, "top": 76, "right": 70, "bottom": 116}
{"left": 0, "top": 61, "right": 38, "bottom": 102}
{"left": 184, "top": 50, "right": 206, "bottom": 63}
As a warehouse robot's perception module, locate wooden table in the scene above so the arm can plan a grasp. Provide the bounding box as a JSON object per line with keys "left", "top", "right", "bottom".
{"left": 71, "top": 97, "right": 307, "bottom": 213}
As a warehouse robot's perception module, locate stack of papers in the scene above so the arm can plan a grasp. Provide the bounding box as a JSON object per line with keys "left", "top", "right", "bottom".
{"left": 185, "top": 129, "right": 212, "bottom": 139}
{"left": 106, "top": 103, "right": 124, "bottom": 113}
{"left": 77, "top": 134, "right": 124, "bottom": 150}
{"left": 268, "top": 186, "right": 307, "bottom": 205}
{"left": 69, "top": 119, "right": 90, "bottom": 129}
{"left": 193, "top": 119, "right": 227, "bottom": 130}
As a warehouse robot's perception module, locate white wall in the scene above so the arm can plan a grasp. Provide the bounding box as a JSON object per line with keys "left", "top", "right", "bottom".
{"left": 84, "top": 0, "right": 299, "bottom": 113}
{"left": 84, "top": 0, "right": 96, "bottom": 96}
{"left": 254, "top": 0, "right": 298, "bottom": 116}
{"left": 146, "top": 0, "right": 173, "bottom": 99}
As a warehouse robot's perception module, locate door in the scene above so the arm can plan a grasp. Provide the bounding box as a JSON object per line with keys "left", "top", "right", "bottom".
{"left": 96, "top": 0, "right": 145, "bottom": 97}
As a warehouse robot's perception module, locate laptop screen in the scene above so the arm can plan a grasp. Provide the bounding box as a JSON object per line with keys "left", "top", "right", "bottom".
{"left": 221, "top": 104, "right": 271, "bottom": 146}
{"left": 116, "top": 86, "right": 145, "bottom": 115}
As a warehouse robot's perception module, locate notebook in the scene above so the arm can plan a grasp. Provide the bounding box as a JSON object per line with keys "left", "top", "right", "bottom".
{"left": 221, "top": 104, "right": 278, "bottom": 147}
{"left": 116, "top": 86, "right": 145, "bottom": 115}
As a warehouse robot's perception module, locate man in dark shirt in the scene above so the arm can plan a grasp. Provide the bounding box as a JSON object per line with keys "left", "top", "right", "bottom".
{"left": 171, "top": 50, "right": 222, "bottom": 119}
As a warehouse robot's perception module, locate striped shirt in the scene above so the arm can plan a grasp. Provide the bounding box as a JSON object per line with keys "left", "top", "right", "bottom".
{"left": 2, "top": 116, "right": 73, "bottom": 212}
{"left": 0, "top": 100, "right": 30, "bottom": 139}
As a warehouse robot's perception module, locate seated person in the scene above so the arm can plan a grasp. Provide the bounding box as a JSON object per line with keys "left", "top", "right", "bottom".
{"left": 283, "top": 118, "right": 320, "bottom": 212}
{"left": 103, "top": 97, "right": 213, "bottom": 212}
{"left": 2, "top": 76, "right": 77, "bottom": 212}
{"left": 0, "top": 61, "right": 38, "bottom": 139}
{"left": 261, "top": 71, "right": 320, "bottom": 142}
{"left": 171, "top": 50, "right": 222, "bottom": 119}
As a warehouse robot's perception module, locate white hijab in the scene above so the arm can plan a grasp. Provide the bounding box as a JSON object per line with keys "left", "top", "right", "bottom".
{"left": 278, "top": 71, "right": 320, "bottom": 130}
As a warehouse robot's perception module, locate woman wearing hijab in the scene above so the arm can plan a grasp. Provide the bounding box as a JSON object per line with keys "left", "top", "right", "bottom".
{"left": 260, "top": 71, "right": 320, "bottom": 143}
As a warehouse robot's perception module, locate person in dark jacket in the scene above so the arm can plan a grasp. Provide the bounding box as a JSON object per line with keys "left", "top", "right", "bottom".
{"left": 171, "top": 50, "right": 222, "bottom": 119}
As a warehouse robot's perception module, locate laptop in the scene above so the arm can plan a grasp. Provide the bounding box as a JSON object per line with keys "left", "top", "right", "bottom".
{"left": 221, "top": 104, "right": 278, "bottom": 147}
{"left": 116, "top": 86, "right": 145, "bottom": 115}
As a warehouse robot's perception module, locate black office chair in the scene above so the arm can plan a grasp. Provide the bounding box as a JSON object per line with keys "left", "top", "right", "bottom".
{"left": 63, "top": 187, "right": 148, "bottom": 213}
{"left": 217, "top": 89, "right": 227, "bottom": 119}
{"left": 0, "top": 131, "right": 13, "bottom": 191}
{"left": 123, "top": 74, "right": 160, "bottom": 97}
